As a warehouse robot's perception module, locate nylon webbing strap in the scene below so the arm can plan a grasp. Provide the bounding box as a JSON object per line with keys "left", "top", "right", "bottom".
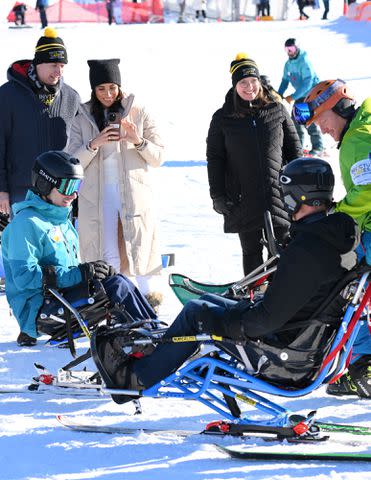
{"left": 321, "top": 283, "right": 371, "bottom": 370}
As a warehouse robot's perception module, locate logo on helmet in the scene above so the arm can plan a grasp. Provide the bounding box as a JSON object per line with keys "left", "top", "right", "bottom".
{"left": 38, "top": 169, "right": 57, "bottom": 185}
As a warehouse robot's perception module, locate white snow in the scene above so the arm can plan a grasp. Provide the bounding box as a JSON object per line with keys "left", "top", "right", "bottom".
{"left": 0, "top": 8, "right": 370, "bottom": 479}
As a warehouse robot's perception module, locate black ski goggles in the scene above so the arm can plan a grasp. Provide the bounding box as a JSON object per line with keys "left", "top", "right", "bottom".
{"left": 56, "top": 178, "right": 82, "bottom": 196}
{"left": 292, "top": 79, "right": 346, "bottom": 125}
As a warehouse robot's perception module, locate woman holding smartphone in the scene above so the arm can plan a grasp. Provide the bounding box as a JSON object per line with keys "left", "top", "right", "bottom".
{"left": 67, "top": 58, "right": 164, "bottom": 307}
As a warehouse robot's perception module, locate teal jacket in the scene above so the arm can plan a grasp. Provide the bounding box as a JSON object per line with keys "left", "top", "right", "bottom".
{"left": 1, "top": 190, "right": 83, "bottom": 338}
{"left": 278, "top": 50, "right": 319, "bottom": 101}
{"left": 336, "top": 98, "right": 371, "bottom": 233}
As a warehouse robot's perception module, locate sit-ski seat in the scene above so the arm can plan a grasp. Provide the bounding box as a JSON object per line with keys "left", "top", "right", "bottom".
{"left": 214, "top": 264, "right": 370, "bottom": 389}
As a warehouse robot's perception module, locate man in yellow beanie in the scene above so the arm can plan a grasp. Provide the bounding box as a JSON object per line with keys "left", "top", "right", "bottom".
{"left": 0, "top": 27, "right": 80, "bottom": 216}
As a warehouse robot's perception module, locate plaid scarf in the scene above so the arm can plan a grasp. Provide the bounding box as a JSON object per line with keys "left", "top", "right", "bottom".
{"left": 27, "top": 63, "right": 60, "bottom": 107}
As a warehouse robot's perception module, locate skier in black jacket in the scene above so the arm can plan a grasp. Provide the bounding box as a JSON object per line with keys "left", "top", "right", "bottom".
{"left": 207, "top": 53, "right": 302, "bottom": 276}
{"left": 92, "top": 157, "right": 362, "bottom": 400}
{"left": 0, "top": 27, "right": 80, "bottom": 214}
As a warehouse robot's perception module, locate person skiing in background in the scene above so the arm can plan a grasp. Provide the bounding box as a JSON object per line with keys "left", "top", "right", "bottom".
{"left": 293, "top": 78, "right": 371, "bottom": 398}
{"left": 90, "top": 158, "right": 361, "bottom": 402}
{"left": 1, "top": 151, "right": 157, "bottom": 347}
{"left": 35, "top": 0, "right": 48, "bottom": 28}
{"left": 12, "top": 2, "right": 27, "bottom": 26}
{"left": 0, "top": 27, "right": 80, "bottom": 215}
{"left": 278, "top": 38, "right": 324, "bottom": 156}
{"left": 194, "top": 0, "right": 207, "bottom": 21}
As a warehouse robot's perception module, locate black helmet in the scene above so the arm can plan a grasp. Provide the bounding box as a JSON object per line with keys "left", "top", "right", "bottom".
{"left": 279, "top": 157, "right": 334, "bottom": 214}
{"left": 32, "top": 151, "right": 84, "bottom": 197}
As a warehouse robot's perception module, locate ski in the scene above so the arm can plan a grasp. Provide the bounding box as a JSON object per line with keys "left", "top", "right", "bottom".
{"left": 56, "top": 415, "right": 197, "bottom": 437}
{"left": 216, "top": 444, "right": 371, "bottom": 462}
{"left": 289, "top": 416, "right": 371, "bottom": 436}
{"left": 0, "top": 385, "right": 104, "bottom": 398}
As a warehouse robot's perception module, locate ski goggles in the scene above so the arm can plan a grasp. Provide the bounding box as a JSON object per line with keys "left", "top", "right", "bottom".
{"left": 292, "top": 79, "right": 346, "bottom": 125}
{"left": 56, "top": 178, "right": 82, "bottom": 196}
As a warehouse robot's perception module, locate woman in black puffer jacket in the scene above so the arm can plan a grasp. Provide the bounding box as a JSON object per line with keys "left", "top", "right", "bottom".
{"left": 206, "top": 53, "right": 302, "bottom": 275}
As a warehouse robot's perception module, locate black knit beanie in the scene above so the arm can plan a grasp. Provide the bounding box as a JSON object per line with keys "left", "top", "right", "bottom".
{"left": 34, "top": 27, "right": 68, "bottom": 65}
{"left": 230, "top": 53, "right": 260, "bottom": 87}
{"left": 87, "top": 59, "right": 121, "bottom": 90}
{"left": 284, "top": 38, "right": 297, "bottom": 47}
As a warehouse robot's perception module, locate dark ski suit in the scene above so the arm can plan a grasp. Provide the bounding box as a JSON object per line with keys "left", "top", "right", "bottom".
{"left": 133, "top": 212, "right": 358, "bottom": 388}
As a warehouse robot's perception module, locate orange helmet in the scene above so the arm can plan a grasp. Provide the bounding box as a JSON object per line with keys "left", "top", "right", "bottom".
{"left": 303, "top": 79, "right": 355, "bottom": 126}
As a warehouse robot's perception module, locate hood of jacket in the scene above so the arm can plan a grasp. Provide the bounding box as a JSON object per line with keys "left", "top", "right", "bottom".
{"left": 290, "top": 212, "right": 359, "bottom": 255}
{"left": 12, "top": 190, "right": 72, "bottom": 224}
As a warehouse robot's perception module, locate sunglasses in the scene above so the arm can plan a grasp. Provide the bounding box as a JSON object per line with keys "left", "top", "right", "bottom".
{"left": 292, "top": 79, "right": 346, "bottom": 125}
{"left": 57, "top": 178, "right": 82, "bottom": 196}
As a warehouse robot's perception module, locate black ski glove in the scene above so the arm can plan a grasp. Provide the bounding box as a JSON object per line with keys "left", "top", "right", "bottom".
{"left": 212, "top": 196, "right": 234, "bottom": 216}
{"left": 79, "top": 260, "right": 117, "bottom": 281}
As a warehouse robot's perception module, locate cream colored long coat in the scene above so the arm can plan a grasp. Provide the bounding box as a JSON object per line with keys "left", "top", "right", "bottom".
{"left": 66, "top": 95, "right": 164, "bottom": 276}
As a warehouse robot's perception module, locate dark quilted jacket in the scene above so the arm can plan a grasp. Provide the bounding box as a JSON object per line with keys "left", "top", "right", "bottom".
{"left": 0, "top": 60, "right": 80, "bottom": 202}
{"left": 206, "top": 89, "right": 302, "bottom": 233}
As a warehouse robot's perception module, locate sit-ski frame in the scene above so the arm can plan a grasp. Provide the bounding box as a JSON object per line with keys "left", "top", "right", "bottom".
{"left": 104, "top": 271, "right": 371, "bottom": 428}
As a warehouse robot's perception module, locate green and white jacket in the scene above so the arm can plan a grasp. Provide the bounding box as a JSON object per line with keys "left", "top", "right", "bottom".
{"left": 336, "top": 97, "right": 371, "bottom": 232}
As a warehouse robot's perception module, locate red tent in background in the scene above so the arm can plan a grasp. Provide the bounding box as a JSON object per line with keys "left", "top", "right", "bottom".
{"left": 7, "top": 0, "right": 163, "bottom": 24}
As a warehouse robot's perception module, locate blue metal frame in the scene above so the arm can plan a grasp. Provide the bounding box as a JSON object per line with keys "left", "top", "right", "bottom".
{"left": 104, "top": 273, "right": 371, "bottom": 428}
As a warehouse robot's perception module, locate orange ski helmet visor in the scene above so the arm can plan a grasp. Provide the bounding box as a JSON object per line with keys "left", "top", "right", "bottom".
{"left": 293, "top": 79, "right": 355, "bottom": 126}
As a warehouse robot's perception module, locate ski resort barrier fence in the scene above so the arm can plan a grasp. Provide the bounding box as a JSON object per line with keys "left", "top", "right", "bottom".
{"left": 7, "top": 0, "right": 164, "bottom": 24}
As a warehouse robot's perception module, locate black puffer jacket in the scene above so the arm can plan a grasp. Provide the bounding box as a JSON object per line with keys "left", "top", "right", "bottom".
{"left": 206, "top": 89, "right": 302, "bottom": 233}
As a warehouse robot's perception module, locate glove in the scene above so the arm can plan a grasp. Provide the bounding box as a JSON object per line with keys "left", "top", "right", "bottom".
{"left": 79, "top": 261, "right": 117, "bottom": 281}
{"left": 212, "top": 196, "right": 234, "bottom": 216}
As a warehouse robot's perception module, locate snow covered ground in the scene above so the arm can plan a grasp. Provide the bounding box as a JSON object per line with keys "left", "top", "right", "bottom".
{"left": 0, "top": 9, "right": 370, "bottom": 479}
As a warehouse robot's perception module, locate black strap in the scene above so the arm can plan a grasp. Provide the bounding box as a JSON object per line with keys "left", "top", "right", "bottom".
{"left": 65, "top": 310, "right": 77, "bottom": 358}
{"left": 42, "top": 265, "right": 57, "bottom": 291}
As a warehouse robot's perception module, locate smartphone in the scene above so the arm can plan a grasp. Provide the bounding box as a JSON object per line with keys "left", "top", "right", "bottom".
{"left": 107, "top": 111, "right": 122, "bottom": 132}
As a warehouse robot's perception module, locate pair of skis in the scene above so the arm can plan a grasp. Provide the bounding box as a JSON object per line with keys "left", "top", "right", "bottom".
{"left": 56, "top": 415, "right": 371, "bottom": 462}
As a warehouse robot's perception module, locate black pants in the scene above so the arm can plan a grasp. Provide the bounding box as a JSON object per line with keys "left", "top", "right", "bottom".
{"left": 38, "top": 6, "right": 48, "bottom": 27}
{"left": 297, "top": 0, "right": 309, "bottom": 17}
{"left": 322, "top": 0, "right": 329, "bottom": 18}
{"left": 106, "top": 5, "right": 113, "bottom": 24}
{"left": 238, "top": 226, "right": 287, "bottom": 276}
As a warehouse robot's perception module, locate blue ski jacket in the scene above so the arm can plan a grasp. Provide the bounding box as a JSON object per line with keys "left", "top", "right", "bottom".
{"left": 1, "top": 190, "right": 83, "bottom": 338}
{"left": 278, "top": 50, "right": 319, "bottom": 101}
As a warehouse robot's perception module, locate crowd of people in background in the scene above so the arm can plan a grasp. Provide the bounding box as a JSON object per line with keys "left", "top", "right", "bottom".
{"left": 8, "top": 0, "right": 339, "bottom": 26}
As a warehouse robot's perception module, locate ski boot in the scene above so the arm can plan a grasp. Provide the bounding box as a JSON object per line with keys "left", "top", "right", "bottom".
{"left": 326, "top": 372, "right": 358, "bottom": 396}
{"left": 327, "top": 357, "right": 371, "bottom": 398}
{"left": 348, "top": 356, "right": 371, "bottom": 398}
{"left": 17, "top": 332, "right": 37, "bottom": 347}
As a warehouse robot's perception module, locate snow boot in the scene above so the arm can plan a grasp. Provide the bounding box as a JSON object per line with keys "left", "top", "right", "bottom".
{"left": 17, "top": 332, "right": 37, "bottom": 347}
{"left": 326, "top": 372, "right": 358, "bottom": 397}
{"left": 348, "top": 356, "right": 371, "bottom": 398}
{"left": 91, "top": 325, "right": 152, "bottom": 404}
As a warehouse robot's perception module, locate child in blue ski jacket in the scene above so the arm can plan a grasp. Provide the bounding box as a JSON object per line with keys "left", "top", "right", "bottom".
{"left": 2, "top": 151, "right": 156, "bottom": 346}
